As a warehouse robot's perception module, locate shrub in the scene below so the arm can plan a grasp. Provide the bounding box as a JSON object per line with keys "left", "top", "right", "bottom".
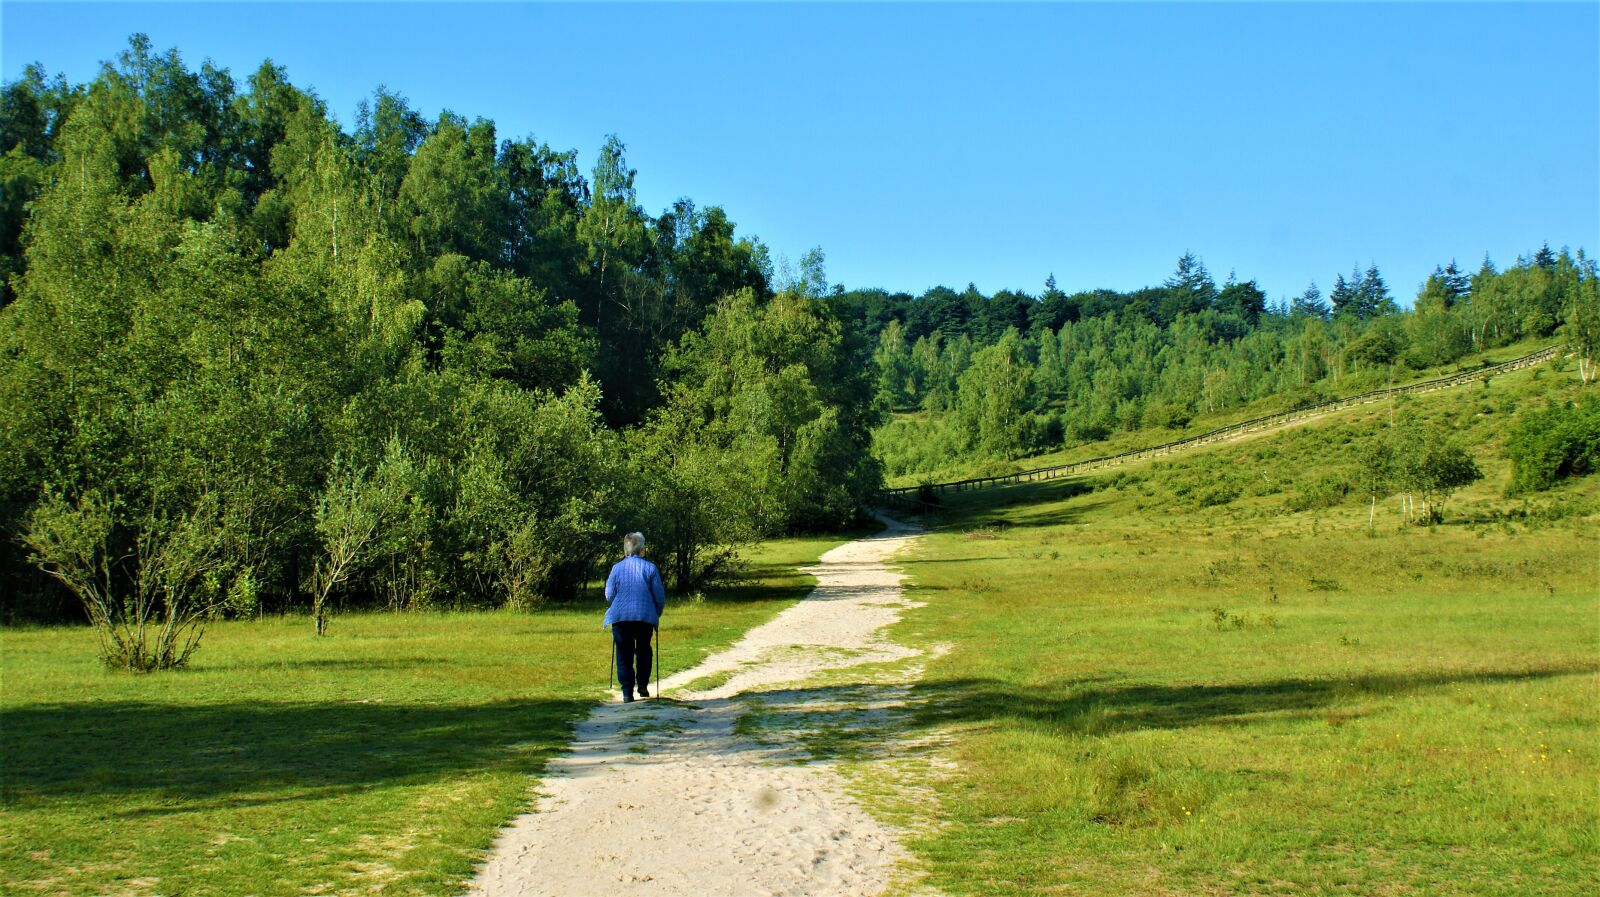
{"left": 1142, "top": 399, "right": 1193, "bottom": 430}
{"left": 1505, "top": 401, "right": 1600, "bottom": 493}
{"left": 24, "top": 491, "right": 227, "bottom": 671}
{"left": 1063, "top": 410, "right": 1112, "bottom": 445}
{"left": 1286, "top": 471, "right": 1352, "bottom": 511}
{"left": 1279, "top": 383, "right": 1331, "bottom": 412}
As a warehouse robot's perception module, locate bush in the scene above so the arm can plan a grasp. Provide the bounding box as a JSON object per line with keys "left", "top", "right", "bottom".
{"left": 24, "top": 491, "right": 227, "bottom": 671}
{"left": 1064, "top": 411, "right": 1112, "bottom": 444}
{"left": 1142, "top": 399, "right": 1193, "bottom": 430}
{"left": 1505, "top": 401, "right": 1600, "bottom": 493}
{"left": 1280, "top": 384, "right": 1331, "bottom": 412}
{"left": 1286, "top": 472, "right": 1352, "bottom": 512}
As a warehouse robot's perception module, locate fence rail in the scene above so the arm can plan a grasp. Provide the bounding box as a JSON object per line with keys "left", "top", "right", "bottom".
{"left": 878, "top": 345, "right": 1561, "bottom": 511}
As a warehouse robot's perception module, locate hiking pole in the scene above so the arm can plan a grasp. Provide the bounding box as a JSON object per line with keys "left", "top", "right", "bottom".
{"left": 654, "top": 624, "right": 661, "bottom": 698}
{"left": 609, "top": 629, "right": 616, "bottom": 693}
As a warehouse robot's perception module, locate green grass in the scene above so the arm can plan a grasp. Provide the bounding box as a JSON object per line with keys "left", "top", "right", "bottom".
{"left": 877, "top": 365, "right": 1599, "bottom": 895}
{"left": 0, "top": 534, "right": 846, "bottom": 897}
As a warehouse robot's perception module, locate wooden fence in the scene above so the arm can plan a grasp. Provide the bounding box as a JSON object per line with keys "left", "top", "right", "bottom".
{"left": 878, "top": 344, "right": 1561, "bottom": 512}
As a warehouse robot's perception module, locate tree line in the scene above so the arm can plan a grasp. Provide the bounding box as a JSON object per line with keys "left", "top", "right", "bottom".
{"left": 864, "top": 248, "right": 1598, "bottom": 479}
{"left": 0, "top": 38, "right": 878, "bottom": 666}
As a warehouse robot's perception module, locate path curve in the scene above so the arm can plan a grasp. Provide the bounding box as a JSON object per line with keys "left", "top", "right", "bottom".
{"left": 466, "top": 518, "right": 924, "bottom": 897}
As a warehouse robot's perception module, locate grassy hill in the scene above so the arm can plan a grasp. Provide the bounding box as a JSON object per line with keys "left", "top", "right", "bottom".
{"left": 877, "top": 360, "right": 1597, "bottom": 896}
{"left": 880, "top": 337, "right": 1561, "bottom": 489}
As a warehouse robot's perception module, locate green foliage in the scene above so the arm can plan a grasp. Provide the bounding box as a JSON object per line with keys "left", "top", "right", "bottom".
{"left": 310, "top": 438, "right": 435, "bottom": 633}
{"left": 1352, "top": 413, "right": 1483, "bottom": 524}
{"left": 0, "top": 36, "right": 867, "bottom": 641}
{"left": 867, "top": 246, "right": 1592, "bottom": 484}
{"left": 1504, "top": 400, "right": 1600, "bottom": 493}
{"left": 23, "top": 490, "right": 226, "bottom": 671}
{"left": 1285, "top": 470, "right": 1352, "bottom": 512}
{"left": 951, "top": 330, "right": 1036, "bottom": 458}
{"left": 1566, "top": 253, "right": 1600, "bottom": 384}
{"left": 623, "top": 404, "right": 769, "bottom": 591}
{"left": 664, "top": 288, "right": 882, "bottom": 532}
{"left": 1141, "top": 398, "right": 1193, "bottom": 430}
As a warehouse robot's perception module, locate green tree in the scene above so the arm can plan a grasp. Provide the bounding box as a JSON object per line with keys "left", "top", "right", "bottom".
{"left": 1215, "top": 277, "right": 1267, "bottom": 324}
{"left": 1356, "top": 434, "right": 1395, "bottom": 534}
{"left": 665, "top": 288, "right": 882, "bottom": 530}
{"left": 1389, "top": 415, "right": 1482, "bottom": 524}
{"left": 952, "top": 330, "right": 1037, "bottom": 458}
{"left": 624, "top": 403, "right": 771, "bottom": 590}
{"left": 398, "top": 112, "right": 505, "bottom": 261}
{"left": 873, "top": 318, "right": 913, "bottom": 410}
{"left": 1290, "top": 283, "right": 1328, "bottom": 320}
{"left": 1565, "top": 253, "right": 1599, "bottom": 384}
{"left": 24, "top": 489, "right": 227, "bottom": 670}
{"left": 1504, "top": 401, "right": 1600, "bottom": 492}
{"left": 311, "top": 447, "right": 402, "bottom": 636}
{"left": 1160, "top": 251, "right": 1216, "bottom": 323}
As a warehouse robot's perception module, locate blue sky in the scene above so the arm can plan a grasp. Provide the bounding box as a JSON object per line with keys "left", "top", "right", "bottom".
{"left": 4, "top": 2, "right": 1596, "bottom": 304}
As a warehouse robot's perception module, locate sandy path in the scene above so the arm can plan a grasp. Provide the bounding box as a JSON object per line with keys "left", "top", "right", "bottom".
{"left": 466, "top": 518, "right": 926, "bottom": 897}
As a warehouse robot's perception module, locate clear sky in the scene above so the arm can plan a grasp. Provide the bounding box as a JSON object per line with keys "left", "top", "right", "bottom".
{"left": 4, "top": 2, "right": 1596, "bottom": 304}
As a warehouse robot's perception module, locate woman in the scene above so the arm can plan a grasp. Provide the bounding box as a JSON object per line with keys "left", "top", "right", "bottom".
{"left": 603, "top": 532, "right": 666, "bottom": 702}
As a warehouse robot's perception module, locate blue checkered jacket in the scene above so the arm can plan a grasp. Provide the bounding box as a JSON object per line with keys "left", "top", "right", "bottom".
{"left": 603, "top": 555, "right": 665, "bottom": 628}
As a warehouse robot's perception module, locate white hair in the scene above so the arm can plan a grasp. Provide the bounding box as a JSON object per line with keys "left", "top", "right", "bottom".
{"left": 623, "top": 532, "right": 645, "bottom": 557}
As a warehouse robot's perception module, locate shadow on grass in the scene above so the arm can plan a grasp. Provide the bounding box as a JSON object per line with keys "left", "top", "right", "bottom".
{"left": 911, "top": 480, "right": 1104, "bottom": 531}
{"left": 11, "top": 663, "right": 1590, "bottom": 812}
{"left": 910, "top": 662, "right": 1599, "bottom": 736}
{"left": 0, "top": 696, "right": 592, "bottom": 811}
{"left": 726, "top": 661, "right": 1598, "bottom": 762}
{"left": 204, "top": 657, "right": 452, "bottom": 672}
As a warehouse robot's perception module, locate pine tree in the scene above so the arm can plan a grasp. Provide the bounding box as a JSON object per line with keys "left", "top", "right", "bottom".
{"left": 1359, "top": 264, "right": 1395, "bottom": 318}
{"left": 1442, "top": 259, "right": 1470, "bottom": 300}
{"left": 1160, "top": 251, "right": 1216, "bottom": 322}
{"left": 1329, "top": 271, "right": 1358, "bottom": 317}
{"left": 1291, "top": 282, "right": 1328, "bottom": 319}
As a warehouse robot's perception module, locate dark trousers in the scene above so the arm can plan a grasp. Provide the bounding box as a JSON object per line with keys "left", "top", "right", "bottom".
{"left": 612, "top": 621, "right": 654, "bottom": 696}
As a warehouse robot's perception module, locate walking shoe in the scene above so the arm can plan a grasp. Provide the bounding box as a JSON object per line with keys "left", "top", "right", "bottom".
{"left": 638, "top": 686, "right": 650, "bottom": 698}
{"left": 622, "top": 693, "right": 634, "bottom": 703}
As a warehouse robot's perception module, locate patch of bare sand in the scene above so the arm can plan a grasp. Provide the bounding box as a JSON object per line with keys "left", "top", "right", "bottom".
{"left": 466, "top": 518, "right": 930, "bottom": 897}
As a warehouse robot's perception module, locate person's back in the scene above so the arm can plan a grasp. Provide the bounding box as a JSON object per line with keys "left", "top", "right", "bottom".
{"left": 604, "top": 532, "right": 665, "bottom": 701}
{"left": 604, "top": 555, "right": 664, "bottom": 628}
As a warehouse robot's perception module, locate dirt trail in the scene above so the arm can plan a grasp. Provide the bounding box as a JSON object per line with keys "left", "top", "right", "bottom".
{"left": 466, "top": 518, "right": 927, "bottom": 897}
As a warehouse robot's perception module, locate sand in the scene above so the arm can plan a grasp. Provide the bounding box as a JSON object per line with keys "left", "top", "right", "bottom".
{"left": 465, "top": 517, "right": 928, "bottom": 897}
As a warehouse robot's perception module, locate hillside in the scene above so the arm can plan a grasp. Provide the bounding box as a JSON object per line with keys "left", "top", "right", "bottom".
{"left": 880, "top": 337, "right": 1564, "bottom": 490}
{"left": 869, "top": 362, "right": 1598, "bottom": 896}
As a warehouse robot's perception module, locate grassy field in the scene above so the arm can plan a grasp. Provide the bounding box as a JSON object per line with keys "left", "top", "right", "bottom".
{"left": 879, "top": 363, "right": 1599, "bottom": 895}
{"left": 0, "top": 535, "right": 849, "bottom": 897}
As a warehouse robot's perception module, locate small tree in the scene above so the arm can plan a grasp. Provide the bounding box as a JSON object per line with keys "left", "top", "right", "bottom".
{"left": 25, "top": 491, "right": 226, "bottom": 671}
{"left": 1411, "top": 440, "right": 1482, "bottom": 523}
{"left": 1356, "top": 436, "right": 1394, "bottom": 535}
{"left": 1387, "top": 416, "right": 1482, "bottom": 524}
{"left": 311, "top": 460, "right": 385, "bottom": 636}
{"left": 310, "top": 440, "right": 419, "bottom": 634}
{"left": 624, "top": 405, "right": 770, "bottom": 591}
{"left": 1504, "top": 401, "right": 1600, "bottom": 492}
{"left": 1567, "top": 258, "right": 1599, "bottom": 385}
